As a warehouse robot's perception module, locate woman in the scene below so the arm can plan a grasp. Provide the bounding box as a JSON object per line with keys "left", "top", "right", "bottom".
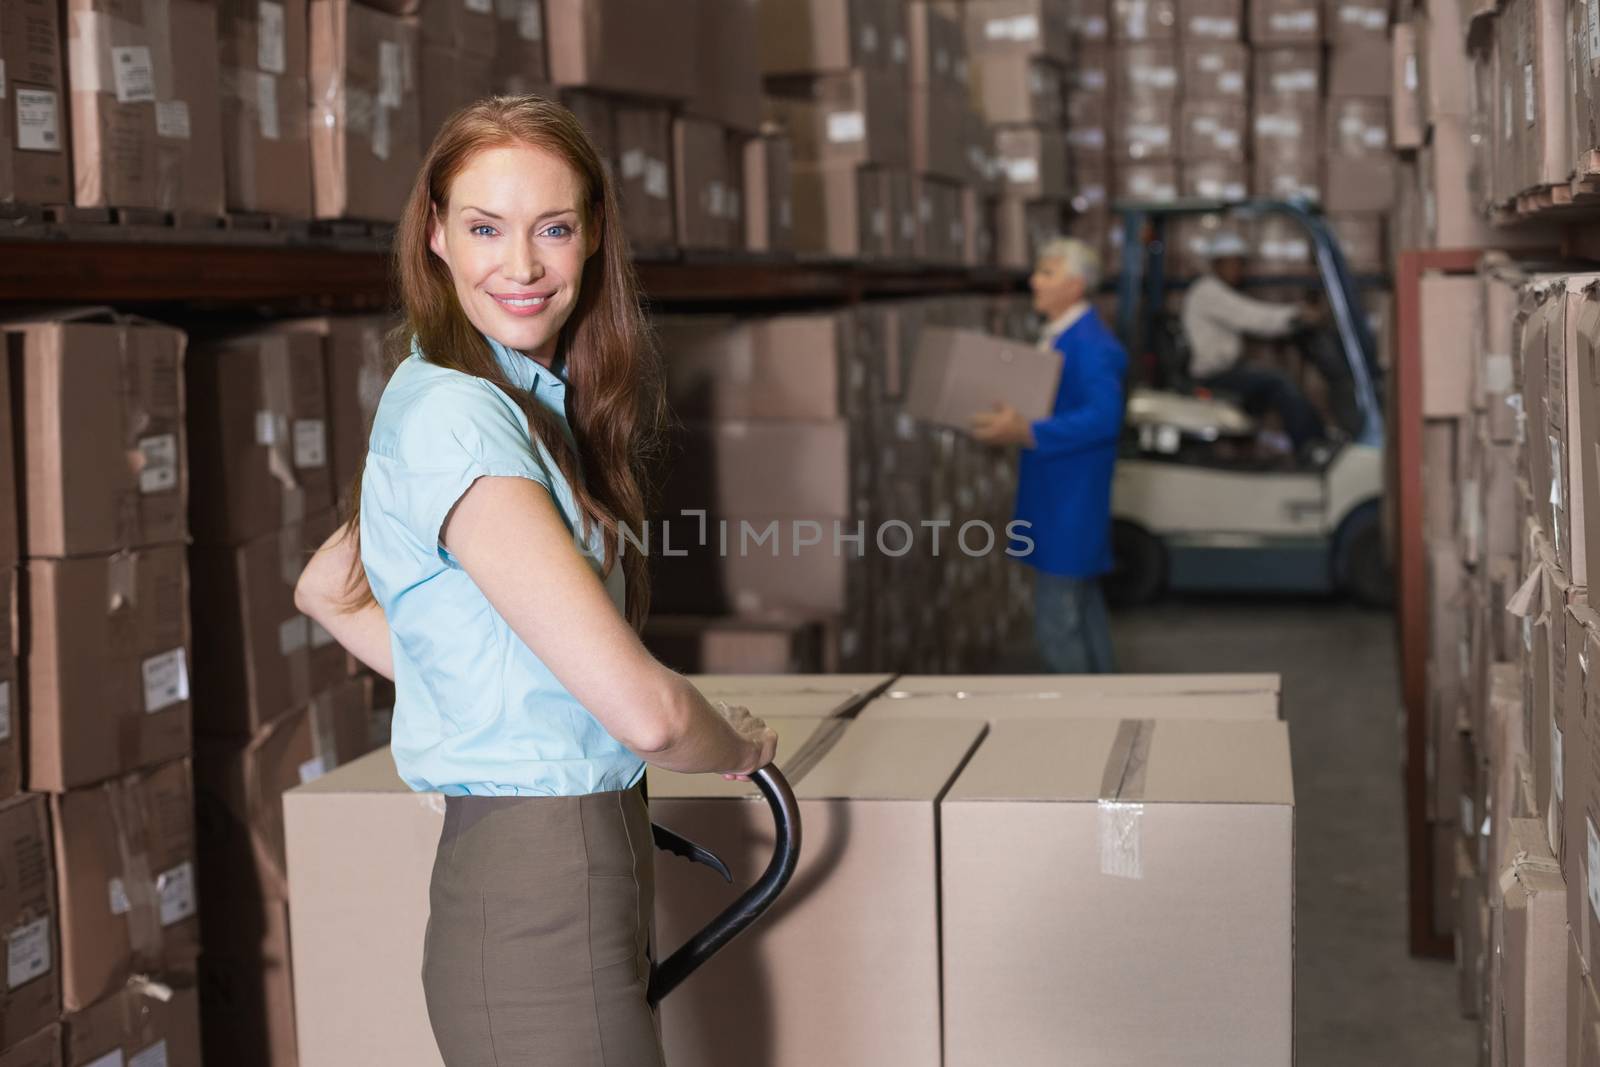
{"left": 294, "top": 96, "right": 778, "bottom": 1066}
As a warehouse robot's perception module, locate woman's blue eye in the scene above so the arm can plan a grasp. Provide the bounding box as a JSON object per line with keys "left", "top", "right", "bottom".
{"left": 543, "top": 224, "right": 572, "bottom": 238}
{"left": 470, "top": 224, "right": 497, "bottom": 237}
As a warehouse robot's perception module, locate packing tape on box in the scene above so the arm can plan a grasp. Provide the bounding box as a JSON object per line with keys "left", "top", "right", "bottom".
{"left": 107, "top": 550, "right": 139, "bottom": 614}
{"left": 1505, "top": 559, "right": 1546, "bottom": 623}
{"left": 258, "top": 337, "right": 307, "bottom": 525}
{"left": 1097, "top": 718, "right": 1153, "bottom": 880}
{"left": 106, "top": 774, "right": 166, "bottom": 967}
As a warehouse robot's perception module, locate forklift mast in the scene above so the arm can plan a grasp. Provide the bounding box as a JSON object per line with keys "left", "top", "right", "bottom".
{"left": 1111, "top": 198, "right": 1384, "bottom": 448}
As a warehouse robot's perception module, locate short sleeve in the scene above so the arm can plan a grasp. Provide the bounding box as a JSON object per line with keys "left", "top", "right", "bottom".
{"left": 384, "top": 379, "right": 554, "bottom": 549}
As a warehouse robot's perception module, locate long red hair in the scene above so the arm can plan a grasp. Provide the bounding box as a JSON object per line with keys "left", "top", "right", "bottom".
{"left": 341, "top": 95, "right": 665, "bottom": 629}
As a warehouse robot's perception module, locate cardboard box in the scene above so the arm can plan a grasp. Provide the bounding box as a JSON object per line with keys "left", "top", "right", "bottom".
{"left": 673, "top": 116, "right": 741, "bottom": 252}
{"left": 992, "top": 127, "right": 1068, "bottom": 199}
{"left": 962, "top": 0, "right": 1073, "bottom": 64}
{"left": 1182, "top": 41, "right": 1249, "bottom": 100}
{"left": 662, "top": 422, "right": 853, "bottom": 519}
{"left": 1112, "top": 0, "right": 1178, "bottom": 39}
{"left": 544, "top": 0, "right": 694, "bottom": 97}
{"left": 1255, "top": 46, "right": 1322, "bottom": 101}
{"left": 908, "top": 0, "right": 968, "bottom": 92}
{"left": 1251, "top": 0, "right": 1322, "bottom": 41}
{"left": 766, "top": 69, "right": 910, "bottom": 170}
{"left": 0, "top": 796, "right": 60, "bottom": 1050}
{"left": 657, "top": 312, "right": 871, "bottom": 421}
{"left": 1574, "top": 281, "right": 1600, "bottom": 589}
{"left": 284, "top": 719, "right": 833, "bottom": 1067}
{"left": 649, "top": 516, "right": 870, "bottom": 618}
{"left": 0, "top": 1026, "right": 60, "bottom": 1067}
{"left": 687, "top": 0, "right": 762, "bottom": 131}
{"left": 859, "top": 687, "right": 1280, "bottom": 720}
{"left": 419, "top": 45, "right": 493, "bottom": 146}
{"left": 1542, "top": 276, "right": 1600, "bottom": 586}
{"left": 1116, "top": 41, "right": 1181, "bottom": 105}
{"left": 1494, "top": 818, "right": 1566, "bottom": 1065}
{"left": 1420, "top": 273, "right": 1478, "bottom": 418}
{"left": 761, "top": 0, "right": 888, "bottom": 75}
{"left": 789, "top": 162, "right": 888, "bottom": 258}
{"left": 911, "top": 174, "right": 967, "bottom": 266}
{"left": 968, "top": 54, "right": 1064, "bottom": 126}
{"left": 1329, "top": 36, "right": 1392, "bottom": 97}
{"left": 188, "top": 330, "right": 333, "bottom": 546}
{"left": 941, "top": 718, "right": 1294, "bottom": 1064}
{"left": 910, "top": 84, "right": 970, "bottom": 182}
{"left": 997, "top": 197, "right": 1072, "bottom": 269}
{"left": 1571, "top": 607, "right": 1600, "bottom": 971}
{"left": 308, "top": 0, "right": 422, "bottom": 221}
{"left": 1180, "top": 101, "right": 1248, "bottom": 161}
{"left": 281, "top": 315, "right": 393, "bottom": 502}
{"left": 0, "top": 0, "right": 70, "bottom": 205}
{"left": 25, "top": 545, "right": 192, "bottom": 792}
{"left": 488, "top": 3, "right": 548, "bottom": 95}
{"left": 962, "top": 187, "right": 998, "bottom": 266}
{"left": 882, "top": 672, "right": 1282, "bottom": 698}
{"left": 1324, "top": 97, "right": 1393, "bottom": 211}
{"left": 217, "top": 0, "right": 312, "bottom": 216}
{"left": 1117, "top": 161, "right": 1180, "bottom": 202}
{"left": 643, "top": 616, "right": 827, "bottom": 675}
{"left": 65, "top": 0, "right": 225, "bottom": 213}
{"left": 1330, "top": 212, "right": 1385, "bottom": 273}
{"left": 190, "top": 512, "right": 346, "bottom": 736}
{"left": 1177, "top": 0, "right": 1244, "bottom": 39}
{"left": 1391, "top": 21, "right": 1423, "bottom": 149}
{"left": 1252, "top": 98, "right": 1321, "bottom": 201}
{"left": 1181, "top": 160, "right": 1248, "bottom": 200}
{"left": 7, "top": 313, "right": 186, "bottom": 558}
{"left": 688, "top": 672, "right": 893, "bottom": 710}
{"left": 52, "top": 759, "right": 198, "bottom": 1011}
{"left": 614, "top": 102, "right": 677, "bottom": 254}
{"left": 904, "top": 326, "right": 1061, "bottom": 431}
{"left": 62, "top": 983, "right": 201, "bottom": 1067}
{"left": 744, "top": 131, "right": 794, "bottom": 253}
{"left": 654, "top": 718, "right": 984, "bottom": 1066}
{"left": 1329, "top": 0, "right": 1390, "bottom": 39}
{"left": 1114, "top": 99, "right": 1177, "bottom": 163}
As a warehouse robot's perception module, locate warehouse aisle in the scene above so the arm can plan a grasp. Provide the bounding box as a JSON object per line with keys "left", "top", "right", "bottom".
{"left": 1109, "top": 600, "right": 1475, "bottom": 1066}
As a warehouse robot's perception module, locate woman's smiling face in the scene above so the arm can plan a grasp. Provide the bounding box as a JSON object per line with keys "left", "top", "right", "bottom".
{"left": 428, "top": 142, "right": 598, "bottom": 365}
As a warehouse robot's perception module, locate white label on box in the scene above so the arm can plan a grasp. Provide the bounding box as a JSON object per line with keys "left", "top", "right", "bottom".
{"left": 141, "top": 648, "right": 189, "bottom": 713}
{"left": 1218, "top": 71, "right": 1244, "bottom": 94}
{"left": 158, "top": 861, "right": 195, "bottom": 926}
{"left": 0, "top": 682, "right": 11, "bottom": 744}
{"left": 1460, "top": 793, "right": 1472, "bottom": 833}
{"left": 109, "top": 877, "right": 131, "bottom": 916}
{"left": 1255, "top": 114, "right": 1301, "bottom": 138}
{"left": 7, "top": 918, "right": 49, "bottom": 989}
{"left": 1067, "top": 127, "right": 1106, "bottom": 148}
{"left": 1524, "top": 63, "right": 1536, "bottom": 125}
{"left": 1190, "top": 15, "right": 1237, "bottom": 35}
{"left": 620, "top": 148, "right": 645, "bottom": 179}
{"left": 129, "top": 1041, "right": 168, "bottom": 1067}
{"left": 1404, "top": 53, "right": 1418, "bottom": 91}
{"left": 891, "top": 34, "right": 907, "bottom": 65}
{"left": 643, "top": 159, "right": 669, "bottom": 200}
{"left": 1503, "top": 84, "right": 1513, "bottom": 138}
{"left": 279, "top": 615, "right": 309, "bottom": 656}
{"left": 466, "top": 0, "right": 492, "bottom": 12}
{"left": 1271, "top": 70, "right": 1317, "bottom": 93}
{"left": 1551, "top": 436, "right": 1563, "bottom": 508}
{"left": 379, "top": 41, "right": 404, "bottom": 107}
{"left": 1589, "top": 817, "right": 1600, "bottom": 919}
{"left": 1002, "top": 157, "right": 1040, "bottom": 184}
{"left": 985, "top": 14, "right": 1040, "bottom": 40}
{"left": 1590, "top": 0, "right": 1600, "bottom": 61}
{"left": 1079, "top": 69, "right": 1107, "bottom": 91}
{"left": 1361, "top": 125, "right": 1387, "bottom": 149}
{"left": 255, "top": 410, "right": 280, "bottom": 445}
{"left": 112, "top": 46, "right": 156, "bottom": 103}
{"left": 259, "top": 1, "right": 287, "bottom": 73}
{"left": 0, "top": 60, "right": 6, "bottom": 100}
{"left": 1198, "top": 53, "right": 1223, "bottom": 73}
{"left": 257, "top": 73, "right": 280, "bottom": 141}
{"left": 1192, "top": 116, "right": 1220, "bottom": 135}
{"left": 85, "top": 1053, "right": 123, "bottom": 1067}
{"left": 372, "top": 104, "right": 392, "bottom": 161}
{"left": 294, "top": 418, "right": 328, "bottom": 469}
{"left": 1027, "top": 66, "right": 1043, "bottom": 93}
{"left": 518, "top": 0, "right": 543, "bottom": 41}
{"left": 1214, "top": 129, "right": 1241, "bottom": 150}
{"left": 1081, "top": 15, "right": 1108, "bottom": 37}
{"left": 310, "top": 619, "right": 335, "bottom": 648}
{"left": 1554, "top": 719, "right": 1565, "bottom": 800}
{"left": 826, "top": 110, "right": 866, "bottom": 143}
{"left": 1127, "top": 123, "right": 1171, "bottom": 147}
{"left": 870, "top": 207, "right": 887, "bottom": 238}
{"left": 1270, "top": 9, "right": 1317, "bottom": 30}
{"left": 138, "top": 434, "right": 177, "bottom": 493}
{"left": 155, "top": 100, "right": 190, "bottom": 140}
{"left": 16, "top": 88, "right": 61, "bottom": 151}
{"left": 1133, "top": 65, "right": 1177, "bottom": 89}
{"left": 299, "top": 755, "right": 328, "bottom": 784}
{"left": 858, "top": 22, "right": 878, "bottom": 56}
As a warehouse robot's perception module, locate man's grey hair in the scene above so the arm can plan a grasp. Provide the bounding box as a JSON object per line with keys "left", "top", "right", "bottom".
{"left": 1035, "top": 236, "right": 1102, "bottom": 291}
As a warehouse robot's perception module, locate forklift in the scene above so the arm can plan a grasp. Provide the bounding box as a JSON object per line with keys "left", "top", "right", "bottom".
{"left": 1105, "top": 198, "right": 1391, "bottom": 606}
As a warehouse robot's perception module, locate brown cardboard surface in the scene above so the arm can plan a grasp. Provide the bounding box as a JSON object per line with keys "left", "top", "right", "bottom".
{"left": 1581, "top": 285, "right": 1600, "bottom": 591}
{"left": 187, "top": 329, "right": 333, "bottom": 546}
{"left": 1391, "top": 21, "right": 1424, "bottom": 149}
{"left": 766, "top": 69, "right": 911, "bottom": 170}
{"left": 648, "top": 515, "right": 868, "bottom": 617}
{"left": 1421, "top": 273, "right": 1479, "bottom": 418}
{"left": 0, "top": 796, "right": 60, "bottom": 1050}
{"left": 489, "top": 0, "right": 548, "bottom": 95}
{"left": 218, "top": 0, "right": 312, "bottom": 216}
{"left": 743, "top": 132, "right": 793, "bottom": 253}
{"left": 904, "top": 325, "right": 1061, "bottom": 430}
{"left": 63, "top": 983, "right": 201, "bottom": 1067}
{"left": 283, "top": 313, "right": 394, "bottom": 501}
{"left": 1182, "top": 40, "right": 1248, "bottom": 100}
{"left": 25, "top": 545, "right": 193, "bottom": 792}
{"left": 1496, "top": 818, "right": 1567, "bottom": 1066}
{"left": 788, "top": 161, "right": 886, "bottom": 258}
{"left": 672, "top": 116, "right": 739, "bottom": 252}
{"left": 962, "top": 0, "right": 1073, "bottom": 63}
{"left": 545, "top": 0, "right": 694, "bottom": 97}
{"left": 686, "top": 0, "right": 761, "bottom": 131}
{"left": 308, "top": 0, "right": 422, "bottom": 221}
{"left": 761, "top": 0, "right": 884, "bottom": 75}
{"left": 1112, "top": 0, "right": 1178, "bottom": 39}
{"left": 1177, "top": 0, "right": 1244, "bottom": 40}
{"left": 910, "top": 173, "right": 966, "bottom": 265}
{"left": 1179, "top": 100, "right": 1247, "bottom": 161}
{"left": 52, "top": 759, "right": 198, "bottom": 1011}
{"left": 418, "top": 44, "right": 493, "bottom": 148}
{"left": 6, "top": 314, "right": 187, "bottom": 558}
{"left": 655, "top": 719, "right": 984, "bottom": 1066}
{"left": 657, "top": 312, "right": 864, "bottom": 420}
{"left": 689, "top": 673, "right": 893, "bottom": 706}
{"left": 0, "top": 0, "right": 70, "bottom": 205}
{"left": 1328, "top": 0, "right": 1390, "bottom": 39}
{"left": 660, "top": 420, "right": 852, "bottom": 518}
{"left": 614, "top": 102, "right": 677, "bottom": 254}
{"left": 65, "top": 0, "right": 225, "bottom": 213}
{"left": 1251, "top": 0, "right": 1322, "bottom": 41}
{"left": 968, "top": 53, "right": 1064, "bottom": 125}
{"left": 993, "top": 126, "right": 1068, "bottom": 198}
{"left": 885, "top": 671, "right": 1281, "bottom": 696}
{"left": 646, "top": 716, "right": 839, "bottom": 799}
{"left": 1328, "top": 37, "right": 1392, "bottom": 96}
{"left": 912, "top": 83, "right": 973, "bottom": 182}
{"left": 859, "top": 689, "right": 1280, "bottom": 721}
{"left": 941, "top": 717, "right": 1293, "bottom": 1064}
{"left": 0, "top": 1025, "right": 61, "bottom": 1067}
{"left": 1324, "top": 96, "right": 1394, "bottom": 212}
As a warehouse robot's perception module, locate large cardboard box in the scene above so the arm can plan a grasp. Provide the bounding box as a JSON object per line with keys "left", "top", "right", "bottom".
{"left": 1420, "top": 273, "right": 1478, "bottom": 418}
{"left": 1252, "top": 98, "right": 1321, "bottom": 201}
{"left": 52, "top": 759, "right": 198, "bottom": 1012}
{"left": 62, "top": 983, "right": 201, "bottom": 1067}
{"left": 766, "top": 69, "right": 910, "bottom": 170}
{"left": 1510, "top": 0, "right": 1569, "bottom": 192}
{"left": 904, "top": 326, "right": 1061, "bottom": 431}
{"left": 911, "top": 84, "right": 972, "bottom": 182}
{"left": 859, "top": 686, "right": 1280, "bottom": 720}
{"left": 7, "top": 314, "right": 186, "bottom": 558}
{"left": 1391, "top": 20, "right": 1423, "bottom": 149}
{"left": 686, "top": 0, "right": 762, "bottom": 132}
{"left": 760, "top": 0, "right": 891, "bottom": 74}
{"left": 1180, "top": 100, "right": 1248, "bottom": 161}
{"left": 1573, "top": 282, "right": 1600, "bottom": 589}
{"left": 1255, "top": 46, "right": 1323, "bottom": 100}
{"left": 285, "top": 314, "right": 393, "bottom": 501}
{"left": 308, "top": 0, "right": 422, "bottom": 221}
{"left": 0, "top": 796, "right": 60, "bottom": 1050}
{"left": 1324, "top": 96, "right": 1393, "bottom": 212}
{"left": 1494, "top": 824, "right": 1568, "bottom": 1067}
{"left": 962, "top": 0, "right": 1073, "bottom": 63}
{"left": 653, "top": 718, "right": 985, "bottom": 1066}
{"left": 188, "top": 330, "right": 333, "bottom": 546}
{"left": 489, "top": 0, "right": 548, "bottom": 95}
{"left": 190, "top": 512, "right": 346, "bottom": 736}
{"left": 285, "top": 718, "right": 833, "bottom": 1067}
{"left": 65, "top": 0, "right": 225, "bottom": 213}
{"left": 1112, "top": 0, "right": 1178, "bottom": 39}
{"left": 968, "top": 54, "right": 1064, "bottom": 126}
{"left": 217, "top": 0, "right": 312, "bottom": 217}
{"left": 1177, "top": 0, "right": 1244, "bottom": 39}
{"left": 1183, "top": 40, "right": 1248, "bottom": 101}
{"left": 882, "top": 672, "right": 1281, "bottom": 699}
{"left": 672, "top": 117, "right": 740, "bottom": 252}
{"left": 941, "top": 718, "right": 1294, "bottom": 1064}
{"left": 789, "top": 162, "right": 889, "bottom": 259}
{"left": 1252, "top": 0, "right": 1323, "bottom": 41}
{"left": 910, "top": 174, "right": 966, "bottom": 265}
{"left": 25, "top": 545, "right": 192, "bottom": 792}
{"left": 544, "top": 0, "right": 696, "bottom": 97}
{"left": 688, "top": 673, "right": 894, "bottom": 716}
{"left": 743, "top": 131, "right": 794, "bottom": 254}
{"left": 992, "top": 127, "right": 1068, "bottom": 199}
{"left": 657, "top": 312, "right": 872, "bottom": 421}
{"left": 1328, "top": 37, "right": 1392, "bottom": 96}
{"left": 0, "top": 1026, "right": 60, "bottom": 1067}
{"left": 612, "top": 102, "right": 677, "bottom": 254}
{"left": 0, "top": 0, "right": 70, "bottom": 205}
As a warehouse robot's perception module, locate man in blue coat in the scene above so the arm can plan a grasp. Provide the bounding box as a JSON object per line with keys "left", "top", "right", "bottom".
{"left": 971, "top": 237, "right": 1127, "bottom": 673}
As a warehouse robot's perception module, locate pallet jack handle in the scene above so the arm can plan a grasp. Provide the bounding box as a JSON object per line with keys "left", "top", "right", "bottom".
{"left": 646, "top": 765, "right": 802, "bottom": 1008}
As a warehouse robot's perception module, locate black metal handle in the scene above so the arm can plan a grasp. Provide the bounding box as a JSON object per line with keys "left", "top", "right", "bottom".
{"left": 646, "top": 765, "right": 801, "bottom": 1008}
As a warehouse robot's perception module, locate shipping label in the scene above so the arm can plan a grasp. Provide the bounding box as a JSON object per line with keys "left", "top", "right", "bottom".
{"left": 293, "top": 418, "right": 328, "bottom": 469}
{"left": 129, "top": 1041, "right": 169, "bottom": 1067}
{"left": 1001, "top": 157, "right": 1040, "bottom": 185}
{"left": 518, "top": 0, "right": 543, "bottom": 41}
{"left": 113, "top": 46, "right": 156, "bottom": 103}
{"left": 85, "top": 1053, "right": 123, "bottom": 1067}
{"left": 6, "top": 917, "right": 49, "bottom": 989}
{"left": 158, "top": 861, "right": 196, "bottom": 926}
{"left": 0, "top": 683, "right": 12, "bottom": 743}
{"left": 826, "top": 110, "right": 866, "bottom": 144}
{"left": 16, "top": 89, "right": 61, "bottom": 152}
{"left": 1269, "top": 9, "right": 1317, "bottom": 31}
{"left": 109, "top": 877, "right": 131, "bottom": 916}
{"left": 643, "top": 159, "right": 669, "bottom": 200}
{"left": 259, "top": 1, "right": 287, "bottom": 73}
{"left": 1524, "top": 64, "right": 1536, "bottom": 125}
{"left": 258, "top": 73, "right": 281, "bottom": 141}
{"left": 1218, "top": 71, "right": 1245, "bottom": 94}
{"left": 138, "top": 434, "right": 179, "bottom": 493}
{"left": 372, "top": 105, "right": 392, "bottom": 161}
{"left": 142, "top": 648, "right": 190, "bottom": 713}
{"left": 156, "top": 100, "right": 191, "bottom": 140}
{"left": 378, "top": 41, "right": 404, "bottom": 107}
{"left": 984, "top": 14, "right": 1040, "bottom": 41}
{"left": 1589, "top": 817, "right": 1600, "bottom": 919}
{"left": 466, "top": 0, "right": 493, "bottom": 12}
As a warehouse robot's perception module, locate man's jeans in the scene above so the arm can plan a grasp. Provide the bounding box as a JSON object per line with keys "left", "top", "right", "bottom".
{"left": 1034, "top": 571, "right": 1116, "bottom": 674}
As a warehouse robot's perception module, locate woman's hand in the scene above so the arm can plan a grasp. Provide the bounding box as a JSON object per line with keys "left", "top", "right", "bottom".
{"left": 714, "top": 703, "right": 779, "bottom": 781}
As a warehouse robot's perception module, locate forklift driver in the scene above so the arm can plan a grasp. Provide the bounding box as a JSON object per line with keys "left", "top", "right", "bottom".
{"left": 1181, "top": 232, "right": 1355, "bottom": 460}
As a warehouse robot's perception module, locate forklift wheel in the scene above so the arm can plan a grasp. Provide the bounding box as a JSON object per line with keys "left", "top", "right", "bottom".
{"left": 1106, "top": 520, "right": 1166, "bottom": 608}
{"left": 1333, "top": 501, "right": 1393, "bottom": 608}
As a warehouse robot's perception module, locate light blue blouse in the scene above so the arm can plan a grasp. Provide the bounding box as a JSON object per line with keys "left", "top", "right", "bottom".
{"left": 360, "top": 334, "right": 642, "bottom": 796}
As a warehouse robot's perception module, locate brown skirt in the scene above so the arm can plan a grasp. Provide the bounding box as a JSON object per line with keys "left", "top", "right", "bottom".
{"left": 421, "top": 784, "right": 664, "bottom": 1067}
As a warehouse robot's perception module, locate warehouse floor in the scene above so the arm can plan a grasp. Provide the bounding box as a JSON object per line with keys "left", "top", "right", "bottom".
{"left": 1107, "top": 598, "right": 1476, "bottom": 1065}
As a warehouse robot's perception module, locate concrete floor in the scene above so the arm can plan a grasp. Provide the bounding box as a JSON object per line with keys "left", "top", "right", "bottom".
{"left": 1107, "top": 598, "right": 1476, "bottom": 1066}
